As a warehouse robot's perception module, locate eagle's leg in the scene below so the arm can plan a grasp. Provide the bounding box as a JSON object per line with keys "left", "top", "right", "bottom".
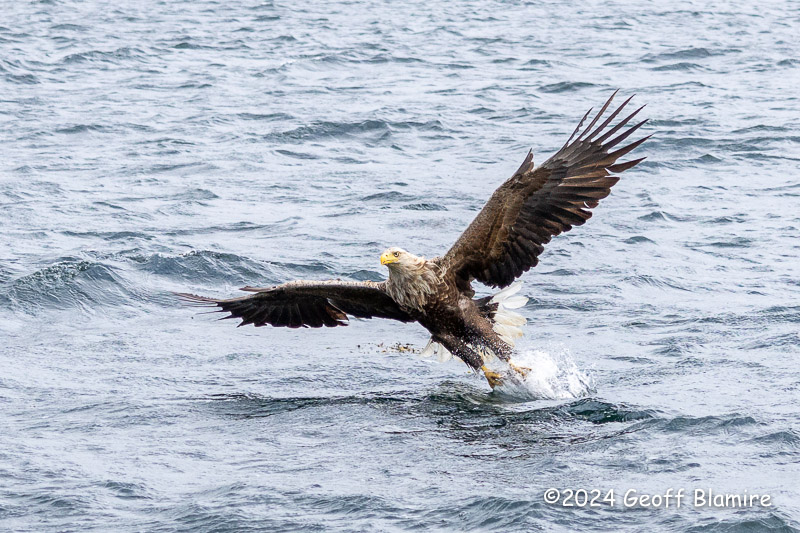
{"left": 483, "top": 336, "right": 530, "bottom": 379}
{"left": 435, "top": 333, "right": 502, "bottom": 389}
{"left": 474, "top": 338, "right": 528, "bottom": 384}
{"left": 465, "top": 324, "right": 525, "bottom": 387}
{"left": 481, "top": 366, "right": 503, "bottom": 389}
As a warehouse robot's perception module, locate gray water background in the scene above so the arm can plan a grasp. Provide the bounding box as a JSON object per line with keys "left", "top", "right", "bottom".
{"left": 1, "top": 0, "right": 799, "bottom": 531}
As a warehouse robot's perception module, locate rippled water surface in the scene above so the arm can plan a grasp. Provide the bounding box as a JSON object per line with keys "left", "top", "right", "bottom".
{"left": 2, "top": 1, "right": 800, "bottom": 531}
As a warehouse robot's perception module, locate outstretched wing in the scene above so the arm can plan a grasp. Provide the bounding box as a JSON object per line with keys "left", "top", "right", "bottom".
{"left": 442, "top": 91, "right": 650, "bottom": 289}
{"left": 175, "top": 280, "right": 413, "bottom": 328}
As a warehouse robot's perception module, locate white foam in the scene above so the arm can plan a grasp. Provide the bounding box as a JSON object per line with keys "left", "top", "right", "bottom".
{"left": 490, "top": 345, "right": 595, "bottom": 401}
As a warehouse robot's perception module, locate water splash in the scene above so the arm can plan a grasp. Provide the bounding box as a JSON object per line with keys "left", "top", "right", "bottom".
{"left": 490, "top": 346, "right": 595, "bottom": 401}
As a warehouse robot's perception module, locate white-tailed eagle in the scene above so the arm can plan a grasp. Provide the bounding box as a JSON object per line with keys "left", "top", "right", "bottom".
{"left": 177, "top": 91, "right": 649, "bottom": 388}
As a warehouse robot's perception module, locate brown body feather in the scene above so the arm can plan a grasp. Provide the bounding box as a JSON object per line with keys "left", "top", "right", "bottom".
{"left": 176, "top": 91, "right": 649, "bottom": 372}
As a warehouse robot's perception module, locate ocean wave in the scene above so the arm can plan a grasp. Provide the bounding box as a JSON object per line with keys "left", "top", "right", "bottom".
{"left": 538, "top": 81, "right": 598, "bottom": 93}
{"left": 3, "top": 72, "right": 38, "bottom": 84}
{"left": 360, "top": 191, "right": 417, "bottom": 202}
{"left": 402, "top": 203, "right": 448, "bottom": 211}
{"left": 658, "top": 414, "right": 760, "bottom": 435}
{"left": 264, "top": 119, "right": 444, "bottom": 143}
{"left": 60, "top": 47, "right": 149, "bottom": 64}
{"left": 100, "top": 480, "right": 152, "bottom": 500}
{"left": 275, "top": 149, "right": 319, "bottom": 160}
{"left": 50, "top": 23, "right": 89, "bottom": 32}
{"left": 54, "top": 124, "right": 108, "bottom": 134}
{"left": 0, "top": 249, "right": 347, "bottom": 313}
{"left": 236, "top": 112, "right": 294, "bottom": 122}
{"left": 683, "top": 514, "right": 796, "bottom": 533}
{"left": 651, "top": 62, "right": 709, "bottom": 71}
{"left": 130, "top": 250, "right": 273, "bottom": 285}
{"left": 622, "top": 274, "right": 690, "bottom": 291}
{"left": 641, "top": 47, "right": 734, "bottom": 62}
{"left": 161, "top": 219, "right": 297, "bottom": 236}
{"left": 199, "top": 391, "right": 410, "bottom": 419}
{"left": 416, "top": 496, "right": 541, "bottom": 531}
{"left": 637, "top": 210, "right": 682, "bottom": 222}
{"left": 344, "top": 269, "right": 385, "bottom": 281}
{"left": 558, "top": 399, "right": 656, "bottom": 424}
{"left": 749, "top": 430, "right": 800, "bottom": 449}
{"left": 3, "top": 259, "right": 138, "bottom": 312}
{"left": 623, "top": 235, "right": 656, "bottom": 244}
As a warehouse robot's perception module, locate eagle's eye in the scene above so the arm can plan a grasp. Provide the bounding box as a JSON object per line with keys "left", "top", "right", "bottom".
{"left": 393, "top": 251, "right": 399, "bottom": 257}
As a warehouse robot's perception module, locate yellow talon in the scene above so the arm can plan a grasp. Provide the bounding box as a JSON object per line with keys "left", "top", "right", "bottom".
{"left": 509, "top": 362, "right": 531, "bottom": 378}
{"left": 481, "top": 365, "right": 503, "bottom": 389}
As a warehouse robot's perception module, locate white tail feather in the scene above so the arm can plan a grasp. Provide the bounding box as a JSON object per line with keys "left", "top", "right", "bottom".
{"left": 420, "top": 338, "right": 435, "bottom": 358}
{"left": 490, "top": 281, "right": 523, "bottom": 303}
{"left": 491, "top": 282, "right": 528, "bottom": 347}
{"left": 436, "top": 343, "right": 453, "bottom": 362}
{"left": 501, "top": 295, "right": 528, "bottom": 309}
{"left": 419, "top": 338, "right": 454, "bottom": 362}
{"left": 494, "top": 311, "right": 526, "bottom": 327}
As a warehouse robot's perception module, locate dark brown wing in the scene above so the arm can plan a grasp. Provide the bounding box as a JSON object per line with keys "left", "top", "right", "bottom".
{"left": 442, "top": 91, "right": 650, "bottom": 289}
{"left": 175, "top": 280, "right": 413, "bottom": 328}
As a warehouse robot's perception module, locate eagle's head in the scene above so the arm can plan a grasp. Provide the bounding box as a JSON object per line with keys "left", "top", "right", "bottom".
{"left": 380, "top": 247, "right": 438, "bottom": 307}
{"left": 380, "top": 247, "right": 422, "bottom": 271}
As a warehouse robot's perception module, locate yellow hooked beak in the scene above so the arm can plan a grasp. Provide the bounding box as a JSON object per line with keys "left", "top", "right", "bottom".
{"left": 380, "top": 252, "right": 397, "bottom": 265}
